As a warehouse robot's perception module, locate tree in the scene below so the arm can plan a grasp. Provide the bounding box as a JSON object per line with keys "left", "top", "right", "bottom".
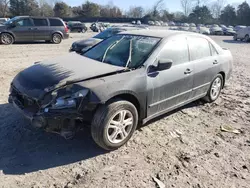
{"left": 100, "top": 4, "right": 123, "bottom": 18}
{"left": 80, "top": 1, "right": 100, "bottom": 17}
{"left": 0, "top": 0, "right": 9, "bottom": 17}
{"left": 220, "top": 4, "right": 236, "bottom": 25}
{"left": 181, "top": 0, "right": 193, "bottom": 16}
{"left": 38, "top": 0, "right": 53, "bottom": 16}
{"left": 210, "top": 0, "right": 226, "bottom": 18}
{"left": 126, "top": 6, "right": 144, "bottom": 18}
{"left": 237, "top": 1, "right": 250, "bottom": 25}
{"left": 188, "top": 5, "right": 213, "bottom": 24}
{"left": 9, "top": 0, "right": 39, "bottom": 16}
{"left": 152, "top": 0, "right": 164, "bottom": 17}
{"left": 53, "top": 2, "right": 71, "bottom": 17}
{"left": 72, "top": 6, "right": 81, "bottom": 16}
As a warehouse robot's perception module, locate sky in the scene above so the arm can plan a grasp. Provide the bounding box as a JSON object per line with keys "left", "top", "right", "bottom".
{"left": 66, "top": 0, "right": 248, "bottom": 12}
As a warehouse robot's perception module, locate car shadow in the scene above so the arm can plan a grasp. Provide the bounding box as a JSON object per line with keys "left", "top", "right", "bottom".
{"left": 0, "top": 103, "right": 106, "bottom": 175}
{"left": 223, "top": 40, "right": 246, "bottom": 44}
{"left": 12, "top": 41, "right": 51, "bottom": 45}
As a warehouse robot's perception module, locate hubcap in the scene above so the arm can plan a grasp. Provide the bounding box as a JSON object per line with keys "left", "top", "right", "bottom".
{"left": 210, "top": 77, "right": 222, "bottom": 100}
{"left": 107, "top": 110, "right": 134, "bottom": 144}
{"left": 2, "top": 34, "right": 12, "bottom": 44}
{"left": 53, "top": 35, "right": 61, "bottom": 43}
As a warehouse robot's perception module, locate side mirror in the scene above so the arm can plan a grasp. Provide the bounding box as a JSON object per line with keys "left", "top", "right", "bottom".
{"left": 9, "top": 22, "right": 16, "bottom": 28}
{"left": 157, "top": 59, "right": 173, "bottom": 71}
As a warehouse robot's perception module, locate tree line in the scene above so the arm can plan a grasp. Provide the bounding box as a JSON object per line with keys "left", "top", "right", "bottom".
{"left": 0, "top": 0, "right": 250, "bottom": 26}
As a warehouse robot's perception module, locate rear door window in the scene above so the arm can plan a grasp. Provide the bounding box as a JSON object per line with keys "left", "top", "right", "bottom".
{"left": 49, "top": 19, "right": 64, "bottom": 26}
{"left": 158, "top": 38, "right": 189, "bottom": 65}
{"left": 188, "top": 37, "right": 211, "bottom": 60}
{"left": 33, "top": 18, "right": 48, "bottom": 26}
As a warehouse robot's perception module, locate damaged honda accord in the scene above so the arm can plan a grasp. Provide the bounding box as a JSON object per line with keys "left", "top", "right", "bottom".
{"left": 9, "top": 30, "right": 233, "bottom": 150}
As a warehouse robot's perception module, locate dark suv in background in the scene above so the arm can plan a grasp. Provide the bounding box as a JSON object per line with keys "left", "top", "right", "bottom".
{"left": 0, "top": 16, "right": 69, "bottom": 44}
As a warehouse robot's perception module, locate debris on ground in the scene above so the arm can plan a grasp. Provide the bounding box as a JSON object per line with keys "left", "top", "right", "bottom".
{"left": 220, "top": 125, "right": 241, "bottom": 134}
{"left": 153, "top": 177, "right": 165, "bottom": 188}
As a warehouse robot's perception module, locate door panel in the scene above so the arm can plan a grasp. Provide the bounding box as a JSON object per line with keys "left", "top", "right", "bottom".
{"left": 147, "top": 37, "right": 194, "bottom": 117}
{"left": 187, "top": 37, "right": 219, "bottom": 98}
{"left": 32, "top": 18, "right": 50, "bottom": 40}
{"left": 11, "top": 18, "right": 34, "bottom": 41}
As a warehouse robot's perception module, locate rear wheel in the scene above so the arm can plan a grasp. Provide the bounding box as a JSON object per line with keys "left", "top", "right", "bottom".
{"left": 52, "top": 33, "right": 62, "bottom": 44}
{"left": 0, "top": 33, "right": 14, "bottom": 45}
{"left": 233, "top": 34, "right": 237, "bottom": 41}
{"left": 203, "top": 74, "right": 223, "bottom": 103}
{"left": 244, "top": 34, "right": 249, "bottom": 42}
{"left": 91, "top": 99, "right": 138, "bottom": 150}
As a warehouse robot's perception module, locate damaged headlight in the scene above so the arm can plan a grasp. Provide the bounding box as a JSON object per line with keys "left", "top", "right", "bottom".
{"left": 49, "top": 89, "right": 89, "bottom": 110}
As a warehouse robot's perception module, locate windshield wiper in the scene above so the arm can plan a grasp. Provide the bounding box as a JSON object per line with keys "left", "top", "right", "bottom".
{"left": 125, "top": 39, "right": 133, "bottom": 68}
{"left": 102, "top": 36, "right": 124, "bottom": 62}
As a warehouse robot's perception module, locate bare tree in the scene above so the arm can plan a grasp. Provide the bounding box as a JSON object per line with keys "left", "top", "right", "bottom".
{"left": 210, "top": 0, "right": 226, "bottom": 18}
{"left": 0, "top": 0, "right": 9, "bottom": 17}
{"left": 127, "top": 6, "right": 144, "bottom": 18}
{"left": 181, "top": 0, "right": 193, "bottom": 16}
{"left": 152, "top": 0, "right": 164, "bottom": 17}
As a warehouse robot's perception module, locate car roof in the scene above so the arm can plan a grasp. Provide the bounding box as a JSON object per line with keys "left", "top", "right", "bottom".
{"left": 15, "top": 16, "right": 62, "bottom": 19}
{"left": 110, "top": 26, "right": 146, "bottom": 30}
{"left": 119, "top": 29, "right": 203, "bottom": 39}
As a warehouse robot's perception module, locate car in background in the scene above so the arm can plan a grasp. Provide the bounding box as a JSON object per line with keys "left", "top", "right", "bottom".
{"left": 234, "top": 26, "right": 250, "bottom": 42}
{"left": 136, "top": 20, "right": 141, "bottom": 25}
{"left": 224, "top": 28, "right": 236, "bottom": 36}
{"left": 131, "top": 21, "right": 136, "bottom": 24}
{"left": 210, "top": 26, "right": 223, "bottom": 35}
{"left": 155, "top": 21, "right": 161, "bottom": 26}
{"left": 0, "top": 16, "right": 69, "bottom": 44}
{"left": 148, "top": 21, "right": 155, "bottom": 25}
{"left": 198, "top": 27, "right": 210, "bottom": 35}
{"left": 234, "top": 25, "right": 246, "bottom": 32}
{"left": 90, "top": 22, "right": 106, "bottom": 32}
{"left": 70, "top": 26, "right": 145, "bottom": 53}
{"left": 9, "top": 30, "right": 233, "bottom": 150}
{"left": 168, "top": 21, "right": 175, "bottom": 26}
{"left": 67, "top": 21, "right": 87, "bottom": 33}
{"left": 0, "top": 18, "right": 9, "bottom": 24}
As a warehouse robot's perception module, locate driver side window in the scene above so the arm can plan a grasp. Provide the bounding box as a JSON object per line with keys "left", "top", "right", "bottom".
{"left": 16, "top": 19, "right": 33, "bottom": 27}
{"left": 158, "top": 38, "right": 189, "bottom": 65}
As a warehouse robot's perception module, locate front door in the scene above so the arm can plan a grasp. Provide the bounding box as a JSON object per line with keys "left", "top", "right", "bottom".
{"left": 10, "top": 18, "right": 34, "bottom": 41}
{"left": 31, "top": 18, "right": 50, "bottom": 40}
{"left": 147, "top": 37, "right": 194, "bottom": 117}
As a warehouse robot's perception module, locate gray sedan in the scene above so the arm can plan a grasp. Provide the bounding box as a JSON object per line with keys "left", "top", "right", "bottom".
{"left": 9, "top": 30, "right": 233, "bottom": 150}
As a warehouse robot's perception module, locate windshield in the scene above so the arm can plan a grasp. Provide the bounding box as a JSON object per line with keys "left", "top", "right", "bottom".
{"left": 4, "top": 17, "right": 19, "bottom": 25}
{"left": 83, "top": 35, "right": 160, "bottom": 68}
{"left": 94, "top": 28, "right": 115, "bottom": 40}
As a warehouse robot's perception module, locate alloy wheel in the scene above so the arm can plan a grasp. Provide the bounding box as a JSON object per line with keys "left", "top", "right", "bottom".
{"left": 210, "top": 77, "right": 222, "bottom": 100}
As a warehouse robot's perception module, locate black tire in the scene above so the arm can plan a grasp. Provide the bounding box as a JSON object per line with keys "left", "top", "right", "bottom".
{"left": 45, "top": 40, "right": 51, "bottom": 43}
{"left": 233, "top": 34, "right": 237, "bottom": 41}
{"left": 244, "top": 34, "right": 249, "bottom": 42}
{"left": 203, "top": 74, "right": 223, "bottom": 103}
{"left": 91, "top": 99, "right": 138, "bottom": 150}
{"left": 0, "top": 33, "right": 14, "bottom": 45}
{"left": 52, "top": 33, "right": 62, "bottom": 44}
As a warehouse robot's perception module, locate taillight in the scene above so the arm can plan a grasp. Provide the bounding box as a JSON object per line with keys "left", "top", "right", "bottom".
{"left": 65, "top": 25, "right": 69, "bottom": 33}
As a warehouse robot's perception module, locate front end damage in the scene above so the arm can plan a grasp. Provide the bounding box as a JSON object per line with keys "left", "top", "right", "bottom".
{"left": 8, "top": 84, "right": 97, "bottom": 139}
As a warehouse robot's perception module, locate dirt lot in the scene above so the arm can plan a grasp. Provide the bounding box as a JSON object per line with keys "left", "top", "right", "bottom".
{"left": 0, "top": 32, "right": 249, "bottom": 188}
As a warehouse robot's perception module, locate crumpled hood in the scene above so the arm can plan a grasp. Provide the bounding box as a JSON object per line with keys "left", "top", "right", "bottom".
{"left": 12, "top": 53, "right": 125, "bottom": 99}
{"left": 74, "top": 38, "right": 102, "bottom": 47}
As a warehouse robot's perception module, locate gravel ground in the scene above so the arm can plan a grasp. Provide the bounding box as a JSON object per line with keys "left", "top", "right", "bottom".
{"left": 0, "top": 32, "right": 249, "bottom": 188}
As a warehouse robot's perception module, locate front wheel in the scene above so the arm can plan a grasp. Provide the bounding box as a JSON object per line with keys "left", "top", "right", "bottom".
{"left": 52, "top": 33, "right": 62, "bottom": 44}
{"left": 203, "top": 74, "right": 223, "bottom": 103}
{"left": 244, "top": 35, "right": 249, "bottom": 42}
{"left": 233, "top": 34, "right": 237, "bottom": 41}
{"left": 91, "top": 100, "right": 138, "bottom": 150}
{"left": 0, "top": 33, "right": 14, "bottom": 45}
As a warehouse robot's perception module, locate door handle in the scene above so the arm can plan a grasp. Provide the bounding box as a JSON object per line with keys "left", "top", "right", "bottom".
{"left": 213, "top": 60, "right": 218, "bottom": 64}
{"left": 184, "top": 68, "right": 192, "bottom": 74}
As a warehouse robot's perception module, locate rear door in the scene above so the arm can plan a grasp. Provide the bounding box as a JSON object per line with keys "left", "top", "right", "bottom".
{"left": 147, "top": 37, "right": 194, "bottom": 116}
{"left": 11, "top": 18, "right": 34, "bottom": 41}
{"left": 187, "top": 36, "right": 219, "bottom": 98}
{"left": 31, "top": 18, "right": 50, "bottom": 40}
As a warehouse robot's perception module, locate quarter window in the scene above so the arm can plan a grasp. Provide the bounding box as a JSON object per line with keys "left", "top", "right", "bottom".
{"left": 188, "top": 37, "right": 211, "bottom": 60}
{"left": 49, "top": 19, "right": 64, "bottom": 26}
{"left": 16, "top": 19, "right": 32, "bottom": 27}
{"left": 210, "top": 43, "right": 218, "bottom": 56}
{"left": 33, "top": 18, "right": 48, "bottom": 26}
{"left": 159, "top": 38, "right": 189, "bottom": 65}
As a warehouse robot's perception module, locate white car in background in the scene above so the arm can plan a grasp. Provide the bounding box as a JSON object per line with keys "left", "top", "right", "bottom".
{"left": 234, "top": 26, "right": 250, "bottom": 42}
